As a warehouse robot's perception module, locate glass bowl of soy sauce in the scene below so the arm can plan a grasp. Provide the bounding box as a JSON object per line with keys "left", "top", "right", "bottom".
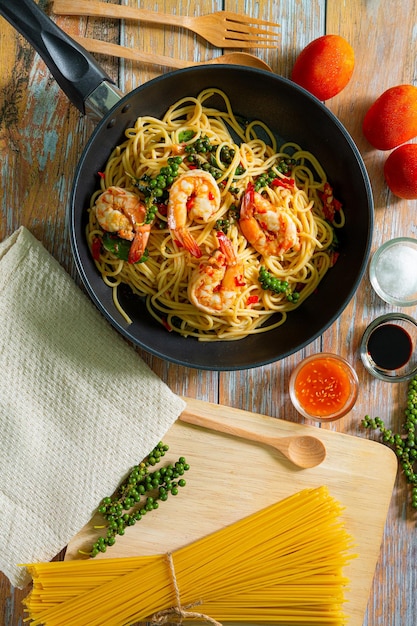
{"left": 360, "top": 313, "right": 417, "bottom": 382}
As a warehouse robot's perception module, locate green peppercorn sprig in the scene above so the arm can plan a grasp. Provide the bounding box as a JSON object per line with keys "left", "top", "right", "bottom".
{"left": 254, "top": 159, "right": 297, "bottom": 192}
{"left": 83, "top": 442, "right": 190, "bottom": 557}
{"left": 259, "top": 266, "right": 300, "bottom": 303}
{"left": 133, "top": 156, "right": 183, "bottom": 216}
{"left": 184, "top": 135, "right": 220, "bottom": 179}
{"left": 275, "top": 157, "right": 297, "bottom": 176}
{"left": 254, "top": 172, "right": 275, "bottom": 192}
{"left": 184, "top": 135, "right": 246, "bottom": 180}
{"left": 215, "top": 204, "right": 240, "bottom": 233}
{"left": 362, "top": 375, "right": 417, "bottom": 513}
{"left": 254, "top": 169, "right": 279, "bottom": 192}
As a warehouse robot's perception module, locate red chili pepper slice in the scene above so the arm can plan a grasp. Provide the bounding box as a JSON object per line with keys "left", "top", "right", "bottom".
{"left": 246, "top": 295, "right": 259, "bottom": 305}
{"left": 319, "top": 183, "right": 342, "bottom": 222}
{"left": 271, "top": 177, "right": 295, "bottom": 189}
{"left": 333, "top": 198, "right": 342, "bottom": 212}
{"left": 91, "top": 236, "right": 102, "bottom": 261}
{"left": 330, "top": 250, "right": 340, "bottom": 267}
{"left": 186, "top": 194, "right": 196, "bottom": 211}
{"left": 161, "top": 317, "right": 172, "bottom": 332}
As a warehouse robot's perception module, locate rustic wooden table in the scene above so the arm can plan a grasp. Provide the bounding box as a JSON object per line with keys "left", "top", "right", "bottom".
{"left": 1, "top": 1, "right": 416, "bottom": 625}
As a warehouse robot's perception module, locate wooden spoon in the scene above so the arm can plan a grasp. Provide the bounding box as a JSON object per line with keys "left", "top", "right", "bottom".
{"left": 179, "top": 409, "right": 326, "bottom": 469}
{"left": 72, "top": 35, "right": 273, "bottom": 72}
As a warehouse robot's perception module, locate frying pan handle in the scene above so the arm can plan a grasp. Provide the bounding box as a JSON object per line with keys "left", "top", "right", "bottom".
{"left": 0, "top": 0, "right": 121, "bottom": 116}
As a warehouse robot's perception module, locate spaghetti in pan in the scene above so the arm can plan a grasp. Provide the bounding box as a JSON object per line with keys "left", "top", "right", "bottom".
{"left": 86, "top": 88, "right": 344, "bottom": 341}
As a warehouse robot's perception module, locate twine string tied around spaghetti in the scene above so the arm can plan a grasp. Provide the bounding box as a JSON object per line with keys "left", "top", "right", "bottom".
{"left": 150, "top": 552, "right": 223, "bottom": 626}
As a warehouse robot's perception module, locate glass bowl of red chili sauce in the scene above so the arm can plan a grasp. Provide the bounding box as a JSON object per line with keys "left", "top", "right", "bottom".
{"left": 289, "top": 353, "right": 359, "bottom": 421}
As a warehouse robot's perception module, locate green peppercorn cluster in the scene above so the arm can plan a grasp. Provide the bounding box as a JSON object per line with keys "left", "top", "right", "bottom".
{"left": 276, "top": 157, "right": 297, "bottom": 176}
{"left": 134, "top": 156, "right": 183, "bottom": 222}
{"left": 87, "top": 442, "right": 190, "bottom": 557}
{"left": 362, "top": 375, "right": 417, "bottom": 512}
{"left": 254, "top": 158, "right": 297, "bottom": 192}
{"left": 259, "top": 266, "right": 300, "bottom": 303}
{"left": 215, "top": 205, "right": 240, "bottom": 233}
{"left": 184, "top": 134, "right": 245, "bottom": 179}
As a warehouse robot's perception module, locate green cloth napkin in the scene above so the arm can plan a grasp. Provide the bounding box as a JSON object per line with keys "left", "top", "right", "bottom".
{"left": 0, "top": 226, "right": 186, "bottom": 588}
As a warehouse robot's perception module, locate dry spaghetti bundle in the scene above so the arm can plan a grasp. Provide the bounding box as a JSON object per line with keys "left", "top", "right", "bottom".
{"left": 23, "top": 487, "right": 355, "bottom": 626}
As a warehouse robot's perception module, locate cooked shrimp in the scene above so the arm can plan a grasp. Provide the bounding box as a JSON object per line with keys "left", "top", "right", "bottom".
{"left": 94, "top": 186, "right": 150, "bottom": 264}
{"left": 239, "top": 183, "right": 300, "bottom": 257}
{"left": 188, "top": 231, "right": 245, "bottom": 315}
{"left": 167, "top": 169, "right": 221, "bottom": 258}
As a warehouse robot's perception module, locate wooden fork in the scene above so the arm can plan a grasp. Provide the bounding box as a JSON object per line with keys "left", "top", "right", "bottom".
{"left": 52, "top": 0, "right": 280, "bottom": 49}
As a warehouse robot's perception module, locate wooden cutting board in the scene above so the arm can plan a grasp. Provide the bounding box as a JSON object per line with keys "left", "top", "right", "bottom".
{"left": 66, "top": 397, "right": 398, "bottom": 626}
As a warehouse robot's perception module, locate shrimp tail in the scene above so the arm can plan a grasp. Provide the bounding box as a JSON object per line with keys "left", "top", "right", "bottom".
{"left": 240, "top": 182, "right": 255, "bottom": 220}
{"left": 216, "top": 231, "right": 245, "bottom": 290}
{"left": 175, "top": 228, "right": 202, "bottom": 258}
{"left": 239, "top": 183, "right": 261, "bottom": 247}
{"left": 128, "top": 225, "right": 151, "bottom": 264}
{"left": 216, "top": 230, "right": 236, "bottom": 265}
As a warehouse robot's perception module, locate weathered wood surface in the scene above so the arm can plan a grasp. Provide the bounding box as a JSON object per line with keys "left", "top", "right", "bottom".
{"left": 1, "top": 0, "right": 416, "bottom": 624}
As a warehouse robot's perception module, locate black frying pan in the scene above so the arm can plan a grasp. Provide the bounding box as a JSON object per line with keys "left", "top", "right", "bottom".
{"left": 1, "top": 0, "right": 374, "bottom": 370}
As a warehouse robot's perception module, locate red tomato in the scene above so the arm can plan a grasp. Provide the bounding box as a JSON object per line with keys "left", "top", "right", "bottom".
{"left": 384, "top": 144, "right": 417, "bottom": 199}
{"left": 363, "top": 85, "right": 417, "bottom": 150}
{"left": 291, "top": 35, "right": 355, "bottom": 101}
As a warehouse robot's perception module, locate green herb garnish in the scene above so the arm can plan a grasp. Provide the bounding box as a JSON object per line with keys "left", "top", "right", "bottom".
{"left": 102, "top": 233, "right": 149, "bottom": 263}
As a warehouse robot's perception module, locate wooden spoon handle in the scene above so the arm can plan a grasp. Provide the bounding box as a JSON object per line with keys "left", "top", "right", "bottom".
{"left": 179, "top": 408, "right": 275, "bottom": 447}
{"left": 72, "top": 35, "right": 193, "bottom": 69}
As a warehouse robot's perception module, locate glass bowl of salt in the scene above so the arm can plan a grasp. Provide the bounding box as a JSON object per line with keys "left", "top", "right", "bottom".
{"left": 369, "top": 237, "right": 417, "bottom": 306}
